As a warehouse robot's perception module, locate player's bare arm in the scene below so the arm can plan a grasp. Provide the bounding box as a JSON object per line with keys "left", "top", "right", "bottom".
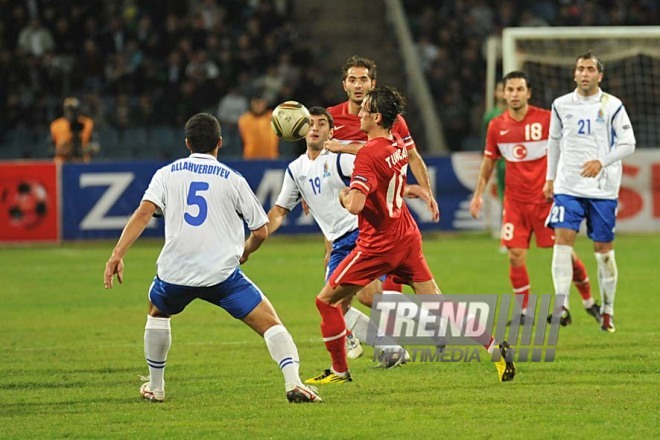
{"left": 542, "top": 180, "right": 554, "bottom": 201}
{"left": 403, "top": 183, "right": 430, "bottom": 201}
{"left": 469, "top": 156, "right": 496, "bottom": 219}
{"left": 408, "top": 148, "right": 440, "bottom": 222}
{"left": 339, "top": 187, "right": 366, "bottom": 215}
{"left": 240, "top": 224, "right": 269, "bottom": 264}
{"left": 266, "top": 205, "right": 291, "bottom": 235}
{"left": 324, "top": 139, "right": 363, "bottom": 154}
{"left": 104, "top": 200, "right": 157, "bottom": 289}
{"left": 324, "top": 237, "right": 332, "bottom": 266}
{"left": 580, "top": 160, "right": 603, "bottom": 178}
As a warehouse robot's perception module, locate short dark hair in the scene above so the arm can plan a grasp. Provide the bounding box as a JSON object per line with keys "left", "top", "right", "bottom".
{"left": 576, "top": 50, "right": 604, "bottom": 72}
{"left": 365, "top": 86, "right": 406, "bottom": 130}
{"left": 308, "top": 106, "right": 334, "bottom": 127}
{"left": 184, "top": 113, "right": 221, "bottom": 154}
{"left": 502, "top": 70, "right": 532, "bottom": 89}
{"left": 342, "top": 55, "right": 377, "bottom": 81}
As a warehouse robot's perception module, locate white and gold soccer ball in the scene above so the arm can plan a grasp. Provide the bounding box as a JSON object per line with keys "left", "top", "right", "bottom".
{"left": 270, "top": 101, "right": 311, "bottom": 141}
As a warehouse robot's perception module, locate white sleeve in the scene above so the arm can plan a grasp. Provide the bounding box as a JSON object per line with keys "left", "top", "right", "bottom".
{"left": 235, "top": 176, "right": 269, "bottom": 230}
{"left": 546, "top": 103, "right": 562, "bottom": 180}
{"left": 337, "top": 153, "right": 355, "bottom": 182}
{"left": 142, "top": 168, "right": 166, "bottom": 215}
{"left": 599, "top": 105, "right": 636, "bottom": 167}
{"left": 274, "top": 166, "right": 302, "bottom": 210}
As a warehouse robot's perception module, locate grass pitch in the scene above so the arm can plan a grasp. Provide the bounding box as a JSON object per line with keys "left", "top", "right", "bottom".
{"left": 1, "top": 233, "right": 658, "bottom": 439}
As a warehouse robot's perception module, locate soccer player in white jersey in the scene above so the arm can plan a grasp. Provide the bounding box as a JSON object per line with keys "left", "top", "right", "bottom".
{"left": 544, "top": 51, "right": 636, "bottom": 332}
{"left": 470, "top": 71, "right": 596, "bottom": 327}
{"left": 267, "top": 106, "right": 430, "bottom": 367}
{"left": 103, "top": 113, "right": 321, "bottom": 403}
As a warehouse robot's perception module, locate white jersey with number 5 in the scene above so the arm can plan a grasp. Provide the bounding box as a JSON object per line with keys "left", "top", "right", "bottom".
{"left": 548, "top": 89, "right": 636, "bottom": 199}
{"left": 142, "top": 153, "right": 268, "bottom": 286}
{"left": 275, "top": 150, "right": 357, "bottom": 241}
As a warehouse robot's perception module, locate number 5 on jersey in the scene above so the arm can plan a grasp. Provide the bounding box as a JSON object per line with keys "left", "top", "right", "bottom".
{"left": 185, "top": 181, "right": 209, "bottom": 226}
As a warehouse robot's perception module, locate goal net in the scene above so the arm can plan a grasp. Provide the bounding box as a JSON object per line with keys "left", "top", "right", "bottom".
{"left": 502, "top": 26, "right": 660, "bottom": 148}
{"left": 479, "top": 27, "right": 660, "bottom": 238}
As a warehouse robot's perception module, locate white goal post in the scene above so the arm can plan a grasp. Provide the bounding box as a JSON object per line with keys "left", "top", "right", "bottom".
{"left": 501, "top": 26, "right": 660, "bottom": 148}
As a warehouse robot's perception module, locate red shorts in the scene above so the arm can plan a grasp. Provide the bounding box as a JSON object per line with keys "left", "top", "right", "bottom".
{"left": 329, "top": 239, "right": 433, "bottom": 288}
{"left": 501, "top": 198, "right": 554, "bottom": 249}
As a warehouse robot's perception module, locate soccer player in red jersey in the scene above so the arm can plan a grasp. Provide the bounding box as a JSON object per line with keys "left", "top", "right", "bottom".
{"left": 470, "top": 71, "right": 599, "bottom": 326}
{"left": 324, "top": 55, "right": 437, "bottom": 355}
{"left": 326, "top": 55, "right": 438, "bottom": 300}
{"left": 325, "top": 55, "right": 439, "bottom": 224}
{"left": 306, "top": 86, "right": 515, "bottom": 385}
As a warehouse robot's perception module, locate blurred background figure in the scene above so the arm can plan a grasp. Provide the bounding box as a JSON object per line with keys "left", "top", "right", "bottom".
{"left": 50, "top": 97, "right": 97, "bottom": 163}
{"left": 216, "top": 86, "right": 248, "bottom": 158}
{"left": 238, "top": 94, "right": 279, "bottom": 160}
{"left": 482, "top": 80, "right": 507, "bottom": 206}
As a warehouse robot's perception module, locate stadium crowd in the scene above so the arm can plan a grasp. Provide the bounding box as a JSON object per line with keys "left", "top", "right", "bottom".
{"left": 0, "top": 0, "right": 657, "bottom": 159}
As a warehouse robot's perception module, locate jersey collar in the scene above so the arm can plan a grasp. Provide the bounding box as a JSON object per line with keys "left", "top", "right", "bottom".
{"left": 572, "top": 88, "right": 602, "bottom": 102}
{"left": 189, "top": 152, "right": 217, "bottom": 160}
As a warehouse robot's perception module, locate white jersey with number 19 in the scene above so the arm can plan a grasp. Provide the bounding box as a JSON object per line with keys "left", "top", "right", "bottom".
{"left": 142, "top": 153, "right": 268, "bottom": 287}
{"left": 275, "top": 150, "right": 357, "bottom": 241}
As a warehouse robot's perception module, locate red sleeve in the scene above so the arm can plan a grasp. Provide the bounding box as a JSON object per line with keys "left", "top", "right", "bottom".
{"left": 392, "top": 115, "right": 416, "bottom": 151}
{"left": 350, "top": 149, "right": 377, "bottom": 195}
{"left": 484, "top": 118, "right": 501, "bottom": 159}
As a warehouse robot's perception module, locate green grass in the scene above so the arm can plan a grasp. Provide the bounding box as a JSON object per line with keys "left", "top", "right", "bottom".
{"left": 1, "top": 234, "right": 658, "bottom": 439}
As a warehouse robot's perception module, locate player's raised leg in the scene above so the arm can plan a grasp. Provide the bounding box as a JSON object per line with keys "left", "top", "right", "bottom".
{"left": 343, "top": 279, "right": 409, "bottom": 365}
{"left": 410, "top": 278, "right": 515, "bottom": 382}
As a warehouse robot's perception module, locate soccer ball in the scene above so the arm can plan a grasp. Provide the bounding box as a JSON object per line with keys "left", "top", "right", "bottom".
{"left": 271, "top": 101, "right": 311, "bottom": 141}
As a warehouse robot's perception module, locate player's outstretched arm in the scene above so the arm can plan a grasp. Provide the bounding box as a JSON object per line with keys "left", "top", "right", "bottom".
{"left": 240, "top": 224, "right": 268, "bottom": 264}
{"left": 403, "top": 184, "right": 430, "bottom": 201}
{"left": 469, "top": 157, "right": 496, "bottom": 219}
{"left": 407, "top": 148, "right": 439, "bottom": 222}
{"left": 104, "top": 201, "right": 157, "bottom": 289}
{"left": 324, "top": 140, "right": 363, "bottom": 155}
{"left": 266, "top": 205, "right": 290, "bottom": 236}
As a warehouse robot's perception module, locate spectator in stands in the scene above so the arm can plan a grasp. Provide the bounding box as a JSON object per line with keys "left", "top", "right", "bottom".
{"left": 17, "top": 18, "right": 54, "bottom": 57}
{"left": 238, "top": 94, "right": 279, "bottom": 160}
{"left": 216, "top": 86, "right": 248, "bottom": 157}
{"left": 50, "top": 97, "right": 96, "bottom": 163}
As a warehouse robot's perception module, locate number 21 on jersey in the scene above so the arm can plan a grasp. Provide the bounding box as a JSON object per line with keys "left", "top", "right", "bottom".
{"left": 386, "top": 164, "right": 408, "bottom": 217}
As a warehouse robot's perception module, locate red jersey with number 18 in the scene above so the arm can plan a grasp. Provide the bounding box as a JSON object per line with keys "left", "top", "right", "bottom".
{"left": 350, "top": 134, "right": 421, "bottom": 253}
{"left": 327, "top": 101, "right": 416, "bottom": 151}
{"left": 485, "top": 105, "right": 550, "bottom": 204}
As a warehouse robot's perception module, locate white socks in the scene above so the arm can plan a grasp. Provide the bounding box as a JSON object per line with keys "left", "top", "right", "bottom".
{"left": 144, "top": 315, "right": 171, "bottom": 393}
{"left": 344, "top": 307, "right": 371, "bottom": 341}
{"left": 595, "top": 251, "right": 617, "bottom": 316}
{"left": 263, "top": 324, "right": 302, "bottom": 390}
{"left": 552, "top": 244, "right": 573, "bottom": 309}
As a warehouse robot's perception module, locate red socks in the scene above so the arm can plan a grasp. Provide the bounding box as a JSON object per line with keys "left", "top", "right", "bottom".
{"left": 315, "top": 297, "right": 348, "bottom": 373}
{"left": 509, "top": 265, "right": 530, "bottom": 310}
{"left": 572, "top": 257, "right": 592, "bottom": 300}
